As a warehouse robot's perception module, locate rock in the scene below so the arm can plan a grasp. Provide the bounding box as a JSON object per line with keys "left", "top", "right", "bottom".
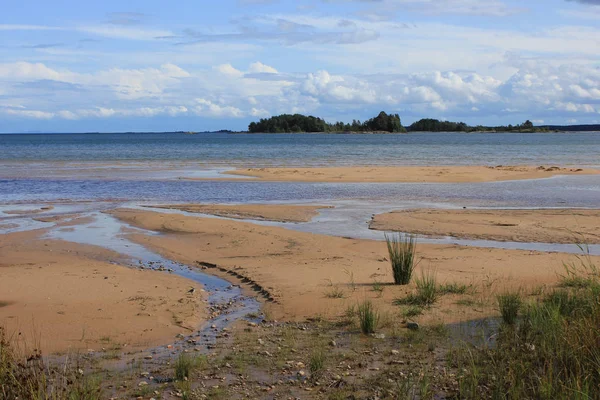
{"left": 391, "top": 350, "right": 400, "bottom": 356}
{"left": 258, "top": 339, "right": 264, "bottom": 345}
{"left": 144, "top": 355, "right": 153, "bottom": 360}
{"left": 297, "top": 370, "right": 306, "bottom": 377}
{"left": 407, "top": 322, "right": 420, "bottom": 331}
{"left": 329, "top": 340, "right": 337, "bottom": 347}
{"left": 371, "top": 333, "right": 386, "bottom": 339}
{"left": 138, "top": 381, "right": 148, "bottom": 387}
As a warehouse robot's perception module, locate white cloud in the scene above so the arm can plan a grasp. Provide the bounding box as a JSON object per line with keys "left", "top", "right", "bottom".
{"left": 248, "top": 62, "right": 278, "bottom": 74}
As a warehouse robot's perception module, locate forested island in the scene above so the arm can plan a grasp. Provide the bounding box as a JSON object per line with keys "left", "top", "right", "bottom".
{"left": 248, "top": 112, "right": 405, "bottom": 133}
{"left": 246, "top": 112, "right": 556, "bottom": 133}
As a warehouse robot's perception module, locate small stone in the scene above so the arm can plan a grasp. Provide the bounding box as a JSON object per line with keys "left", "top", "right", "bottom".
{"left": 329, "top": 340, "right": 337, "bottom": 347}
{"left": 258, "top": 339, "right": 264, "bottom": 345}
{"left": 144, "top": 355, "right": 153, "bottom": 360}
{"left": 138, "top": 381, "right": 148, "bottom": 387}
{"left": 391, "top": 350, "right": 400, "bottom": 355}
{"left": 407, "top": 322, "right": 420, "bottom": 331}
{"left": 371, "top": 333, "right": 386, "bottom": 339}
{"left": 297, "top": 370, "right": 306, "bottom": 377}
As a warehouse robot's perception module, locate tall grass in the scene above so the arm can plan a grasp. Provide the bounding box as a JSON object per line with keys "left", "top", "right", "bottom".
{"left": 0, "top": 327, "right": 102, "bottom": 399}
{"left": 385, "top": 233, "right": 417, "bottom": 285}
{"left": 452, "top": 254, "right": 600, "bottom": 399}
{"left": 497, "top": 291, "right": 522, "bottom": 325}
{"left": 357, "top": 300, "right": 379, "bottom": 334}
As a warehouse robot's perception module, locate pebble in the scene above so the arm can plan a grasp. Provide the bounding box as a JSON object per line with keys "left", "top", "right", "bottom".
{"left": 138, "top": 381, "right": 148, "bottom": 387}
{"left": 391, "top": 350, "right": 400, "bottom": 355}
{"left": 329, "top": 340, "right": 337, "bottom": 347}
{"left": 407, "top": 322, "right": 420, "bottom": 330}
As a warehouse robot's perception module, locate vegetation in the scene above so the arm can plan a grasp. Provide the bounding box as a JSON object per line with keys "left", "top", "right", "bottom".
{"left": 497, "top": 292, "right": 522, "bottom": 325}
{"left": 386, "top": 233, "right": 418, "bottom": 285}
{"left": 357, "top": 300, "right": 379, "bottom": 334}
{"left": 408, "top": 118, "right": 548, "bottom": 133}
{"left": 247, "top": 111, "right": 406, "bottom": 133}
{"left": 0, "top": 327, "right": 102, "bottom": 399}
{"left": 453, "top": 255, "right": 600, "bottom": 399}
{"left": 395, "top": 270, "right": 439, "bottom": 307}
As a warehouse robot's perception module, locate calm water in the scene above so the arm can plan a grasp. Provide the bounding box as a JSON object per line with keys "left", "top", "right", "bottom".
{"left": 2, "top": 132, "right": 600, "bottom": 166}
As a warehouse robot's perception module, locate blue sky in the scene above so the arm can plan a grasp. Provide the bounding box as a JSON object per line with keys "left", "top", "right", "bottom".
{"left": 0, "top": 0, "right": 599, "bottom": 132}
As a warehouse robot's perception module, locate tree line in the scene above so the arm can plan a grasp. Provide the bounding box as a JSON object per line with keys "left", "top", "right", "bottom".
{"left": 248, "top": 112, "right": 405, "bottom": 133}
{"left": 247, "top": 113, "right": 548, "bottom": 133}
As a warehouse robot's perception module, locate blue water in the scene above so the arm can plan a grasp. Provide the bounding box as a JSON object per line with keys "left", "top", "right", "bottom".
{"left": 1, "top": 132, "right": 600, "bottom": 166}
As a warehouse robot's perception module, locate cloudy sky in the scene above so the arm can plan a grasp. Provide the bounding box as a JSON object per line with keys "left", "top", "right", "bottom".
{"left": 1, "top": 0, "right": 599, "bottom": 132}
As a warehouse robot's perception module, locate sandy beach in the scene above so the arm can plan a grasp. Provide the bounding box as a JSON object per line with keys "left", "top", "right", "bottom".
{"left": 370, "top": 208, "right": 600, "bottom": 244}
{"left": 148, "top": 204, "right": 330, "bottom": 223}
{"left": 109, "top": 208, "right": 599, "bottom": 325}
{"left": 0, "top": 229, "right": 204, "bottom": 354}
{"left": 222, "top": 165, "right": 599, "bottom": 183}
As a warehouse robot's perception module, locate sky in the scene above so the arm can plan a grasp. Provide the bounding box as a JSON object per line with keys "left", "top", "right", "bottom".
{"left": 0, "top": 0, "right": 599, "bottom": 132}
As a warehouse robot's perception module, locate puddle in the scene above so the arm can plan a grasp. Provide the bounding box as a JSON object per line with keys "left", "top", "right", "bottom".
{"left": 447, "top": 317, "right": 501, "bottom": 348}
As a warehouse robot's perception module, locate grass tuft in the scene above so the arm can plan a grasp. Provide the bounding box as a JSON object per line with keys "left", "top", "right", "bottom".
{"left": 395, "top": 270, "right": 438, "bottom": 307}
{"left": 309, "top": 348, "right": 325, "bottom": 378}
{"left": 357, "top": 300, "right": 379, "bottom": 334}
{"left": 497, "top": 291, "right": 522, "bottom": 325}
{"left": 385, "top": 233, "right": 418, "bottom": 285}
{"left": 174, "top": 352, "right": 206, "bottom": 381}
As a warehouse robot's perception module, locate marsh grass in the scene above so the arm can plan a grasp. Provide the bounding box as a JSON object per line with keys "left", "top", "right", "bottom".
{"left": 452, "top": 253, "right": 600, "bottom": 399}
{"left": 497, "top": 291, "right": 522, "bottom": 325}
{"left": 385, "top": 233, "right": 418, "bottom": 285}
{"left": 357, "top": 300, "right": 379, "bottom": 334}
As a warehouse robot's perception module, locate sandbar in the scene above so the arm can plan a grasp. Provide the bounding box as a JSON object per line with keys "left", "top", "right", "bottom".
{"left": 148, "top": 203, "right": 330, "bottom": 223}
{"left": 110, "top": 208, "right": 599, "bottom": 325}
{"left": 222, "top": 165, "right": 598, "bottom": 183}
{"left": 370, "top": 208, "right": 600, "bottom": 244}
{"left": 0, "top": 230, "right": 204, "bottom": 354}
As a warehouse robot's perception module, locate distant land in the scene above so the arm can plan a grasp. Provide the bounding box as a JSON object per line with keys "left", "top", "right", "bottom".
{"left": 246, "top": 112, "right": 599, "bottom": 134}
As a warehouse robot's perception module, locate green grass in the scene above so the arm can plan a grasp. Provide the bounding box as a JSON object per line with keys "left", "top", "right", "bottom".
{"left": 438, "top": 282, "right": 473, "bottom": 295}
{"left": 395, "top": 270, "right": 438, "bottom": 307}
{"left": 497, "top": 291, "right": 522, "bottom": 325}
{"left": 451, "top": 254, "right": 600, "bottom": 399}
{"left": 0, "top": 327, "right": 103, "bottom": 400}
{"left": 324, "top": 286, "right": 346, "bottom": 299}
{"left": 174, "top": 352, "right": 206, "bottom": 381}
{"left": 309, "top": 348, "right": 325, "bottom": 378}
{"left": 357, "top": 300, "right": 379, "bottom": 334}
{"left": 402, "top": 305, "right": 424, "bottom": 318}
{"left": 385, "top": 233, "right": 418, "bottom": 285}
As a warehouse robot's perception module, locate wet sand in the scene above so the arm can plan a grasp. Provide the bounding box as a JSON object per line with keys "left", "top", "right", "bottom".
{"left": 370, "top": 208, "right": 600, "bottom": 244}
{"left": 110, "top": 208, "right": 599, "bottom": 324}
{"left": 148, "top": 204, "right": 330, "bottom": 223}
{"left": 222, "top": 165, "right": 599, "bottom": 183}
{"left": 0, "top": 230, "right": 204, "bottom": 354}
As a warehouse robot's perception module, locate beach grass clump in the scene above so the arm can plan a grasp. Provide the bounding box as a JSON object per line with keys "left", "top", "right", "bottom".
{"left": 497, "top": 291, "right": 522, "bottom": 325}
{"left": 309, "top": 348, "right": 325, "bottom": 377}
{"left": 451, "top": 255, "right": 600, "bottom": 399}
{"left": 174, "top": 352, "right": 206, "bottom": 381}
{"left": 324, "top": 286, "right": 346, "bottom": 299}
{"left": 357, "top": 300, "right": 379, "bottom": 334}
{"left": 385, "top": 233, "right": 418, "bottom": 285}
{"left": 395, "top": 270, "right": 438, "bottom": 307}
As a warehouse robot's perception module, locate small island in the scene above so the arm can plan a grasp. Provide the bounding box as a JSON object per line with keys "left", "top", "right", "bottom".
{"left": 246, "top": 112, "right": 556, "bottom": 134}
